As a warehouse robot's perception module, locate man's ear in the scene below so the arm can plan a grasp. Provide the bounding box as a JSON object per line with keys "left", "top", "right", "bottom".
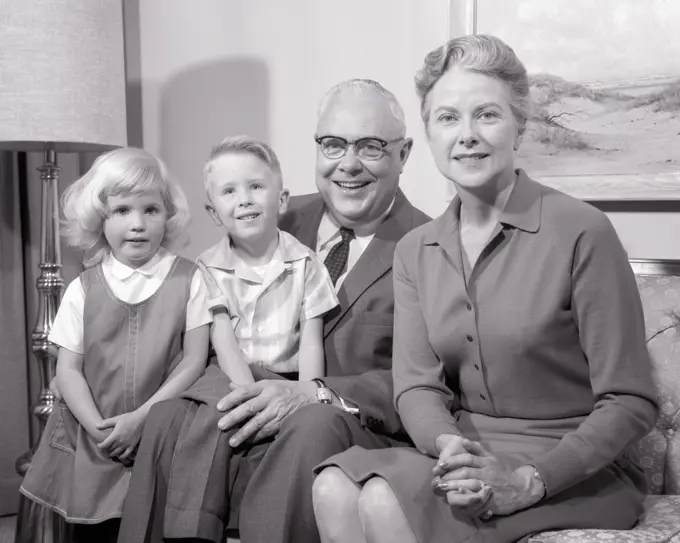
{"left": 205, "top": 203, "right": 223, "bottom": 227}
{"left": 278, "top": 188, "right": 290, "bottom": 216}
{"left": 399, "top": 138, "right": 414, "bottom": 170}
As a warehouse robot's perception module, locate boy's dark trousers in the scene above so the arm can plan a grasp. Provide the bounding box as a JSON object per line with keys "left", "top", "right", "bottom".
{"left": 116, "top": 363, "right": 396, "bottom": 543}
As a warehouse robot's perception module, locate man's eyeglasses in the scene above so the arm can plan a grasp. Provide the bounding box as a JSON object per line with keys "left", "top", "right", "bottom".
{"left": 314, "top": 135, "right": 404, "bottom": 161}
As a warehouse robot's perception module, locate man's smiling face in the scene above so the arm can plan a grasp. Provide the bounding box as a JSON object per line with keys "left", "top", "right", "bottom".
{"left": 314, "top": 90, "right": 411, "bottom": 229}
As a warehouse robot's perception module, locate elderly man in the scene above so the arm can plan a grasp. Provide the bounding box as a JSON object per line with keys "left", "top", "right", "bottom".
{"left": 117, "top": 79, "right": 430, "bottom": 543}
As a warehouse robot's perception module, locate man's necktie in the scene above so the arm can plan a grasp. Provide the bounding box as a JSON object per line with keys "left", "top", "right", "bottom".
{"left": 323, "top": 227, "right": 355, "bottom": 285}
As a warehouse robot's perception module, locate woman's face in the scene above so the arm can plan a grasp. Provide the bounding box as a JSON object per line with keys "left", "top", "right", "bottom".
{"left": 425, "top": 66, "right": 520, "bottom": 191}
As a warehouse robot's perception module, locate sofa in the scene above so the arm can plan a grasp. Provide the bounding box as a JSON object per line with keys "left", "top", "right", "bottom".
{"left": 23, "top": 258, "right": 680, "bottom": 543}
{"left": 531, "top": 259, "right": 680, "bottom": 543}
{"left": 224, "top": 259, "right": 680, "bottom": 543}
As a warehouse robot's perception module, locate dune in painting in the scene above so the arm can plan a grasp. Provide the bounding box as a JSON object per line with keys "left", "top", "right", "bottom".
{"left": 474, "top": 0, "right": 680, "bottom": 187}
{"left": 517, "top": 74, "right": 680, "bottom": 176}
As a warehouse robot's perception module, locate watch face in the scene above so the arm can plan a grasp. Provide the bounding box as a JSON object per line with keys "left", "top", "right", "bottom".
{"left": 317, "top": 388, "right": 332, "bottom": 403}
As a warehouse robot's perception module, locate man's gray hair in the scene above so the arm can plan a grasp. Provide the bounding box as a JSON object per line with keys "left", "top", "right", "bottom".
{"left": 317, "top": 79, "right": 407, "bottom": 136}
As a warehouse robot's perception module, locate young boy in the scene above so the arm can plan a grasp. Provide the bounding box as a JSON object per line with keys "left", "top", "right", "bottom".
{"left": 146, "top": 137, "right": 339, "bottom": 540}
{"left": 198, "top": 135, "right": 338, "bottom": 383}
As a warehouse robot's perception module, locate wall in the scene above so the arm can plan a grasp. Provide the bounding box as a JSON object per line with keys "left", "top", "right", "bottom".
{"left": 127, "top": 0, "right": 679, "bottom": 261}
{"left": 127, "top": 0, "right": 451, "bottom": 260}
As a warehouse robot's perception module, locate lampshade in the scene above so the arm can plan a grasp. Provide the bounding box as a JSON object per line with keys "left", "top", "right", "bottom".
{"left": 0, "top": 0, "right": 128, "bottom": 152}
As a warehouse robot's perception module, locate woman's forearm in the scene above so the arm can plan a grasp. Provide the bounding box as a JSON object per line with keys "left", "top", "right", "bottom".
{"left": 392, "top": 246, "right": 461, "bottom": 456}
{"left": 397, "top": 389, "right": 462, "bottom": 457}
{"left": 535, "top": 214, "right": 659, "bottom": 497}
{"left": 531, "top": 393, "right": 656, "bottom": 497}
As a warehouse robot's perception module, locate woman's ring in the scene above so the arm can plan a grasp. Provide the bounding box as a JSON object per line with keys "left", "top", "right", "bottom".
{"left": 479, "top": 509, "right": 493, "bottom": 520}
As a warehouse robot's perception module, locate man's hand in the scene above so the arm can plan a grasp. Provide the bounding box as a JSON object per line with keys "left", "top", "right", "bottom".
{"left": 216, "top": 380, "right": 317, "bottom": 447}
{"left": 96, "top": 409, "right": 146, "bottom": 462}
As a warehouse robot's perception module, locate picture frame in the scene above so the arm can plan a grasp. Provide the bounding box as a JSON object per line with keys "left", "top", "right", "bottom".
{"left": 448, "top": 0, "right": 680, "bottom": 201}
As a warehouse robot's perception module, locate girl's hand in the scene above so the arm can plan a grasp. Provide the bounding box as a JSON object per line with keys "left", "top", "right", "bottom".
{"left": 434, "top": 440, "right": 542, "bottom": 517}
{"left": 96, "top": 409, "right": 146, "bottom": 462}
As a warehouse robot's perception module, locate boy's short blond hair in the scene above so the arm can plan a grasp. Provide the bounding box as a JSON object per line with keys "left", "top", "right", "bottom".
{"left": 204, "top": 136, "right": 283, "bottom": 196}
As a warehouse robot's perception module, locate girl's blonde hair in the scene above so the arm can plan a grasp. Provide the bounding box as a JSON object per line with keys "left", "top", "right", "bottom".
{"left": 61, "top": 147, "right": 190, "bottom": 267}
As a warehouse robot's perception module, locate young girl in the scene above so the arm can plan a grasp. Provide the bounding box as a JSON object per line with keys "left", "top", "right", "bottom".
{"left": 19, "top": 147, "right": 211, "bottom": 543}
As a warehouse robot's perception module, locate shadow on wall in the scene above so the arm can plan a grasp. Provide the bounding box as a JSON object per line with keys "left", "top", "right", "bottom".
{"left": 123, "top": 0, "right": 143, "bottom": 149}
{"left": 159, "top": 58, "right": 270, "bottom": 260}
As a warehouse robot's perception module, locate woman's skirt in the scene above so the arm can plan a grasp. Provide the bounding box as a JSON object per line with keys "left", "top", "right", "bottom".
{"left": 316, "top": 410, "right": 647, "bottom": 543}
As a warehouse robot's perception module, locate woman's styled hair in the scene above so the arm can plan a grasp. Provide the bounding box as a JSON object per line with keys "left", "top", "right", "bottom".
{"left": 415, "top": 34, "right": 530, "bottom": 134}
{"left": 61, "top": 147, "right": 190, "bottom": 267}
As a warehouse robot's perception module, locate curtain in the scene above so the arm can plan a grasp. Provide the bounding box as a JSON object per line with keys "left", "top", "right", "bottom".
{"left": 0, "top": 151, "right": 31, "bottom": 515}
{"left": 0, "top": 151, "right": 85, "bottom": 516}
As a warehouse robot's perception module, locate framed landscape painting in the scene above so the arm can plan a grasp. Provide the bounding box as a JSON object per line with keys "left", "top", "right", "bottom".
{"left": 449, "top": 0, "right": 680, "bottom": 200}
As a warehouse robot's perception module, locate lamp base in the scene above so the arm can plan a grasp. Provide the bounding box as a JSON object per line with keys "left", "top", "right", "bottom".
{"left": 14, "top": 148, "right": 66, "bottom": 543}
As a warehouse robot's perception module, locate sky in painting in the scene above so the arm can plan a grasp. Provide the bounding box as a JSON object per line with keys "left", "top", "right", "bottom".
{"left": 476, "top": 0, "right": 680, "bottom": 83}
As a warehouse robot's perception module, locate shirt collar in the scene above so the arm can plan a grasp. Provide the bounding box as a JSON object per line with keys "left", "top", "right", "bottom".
{"left": 104, "top": 247, "right": 167, "bottom": 280}
{"left": 423, "top": 169, "right": 542, "bottom": 245}
{"left": 317, "top": 196, "right": 396, "bottom": 250}
{"left": 498, "top": 169, "right": 542, "bottom": 233}
{"left": 199, "top": 230, "right": 310, "bottom": 272}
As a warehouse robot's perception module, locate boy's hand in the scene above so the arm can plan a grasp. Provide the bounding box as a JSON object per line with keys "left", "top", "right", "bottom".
{"left": 96, "top": 409, "right": 146, "bottom": 462}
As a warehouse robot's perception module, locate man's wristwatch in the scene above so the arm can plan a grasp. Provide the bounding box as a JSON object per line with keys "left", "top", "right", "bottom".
{"left": 312, "top": 379, "right": 332, "bottom": 404}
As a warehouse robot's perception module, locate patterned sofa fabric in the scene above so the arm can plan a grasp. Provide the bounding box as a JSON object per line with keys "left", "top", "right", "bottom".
{"left": 636, "top": 271, "right": 680, "bottom": 496}
{"left": 531, "top": 261, "right": 680, "bottom": 543}
{"left": 532, "top": 496, "right": 680, "bottom": 543}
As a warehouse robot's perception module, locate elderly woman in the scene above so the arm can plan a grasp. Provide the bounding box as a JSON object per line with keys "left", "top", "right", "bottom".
{"left": 311, "top": 34, "right": 658, "bottom": 543}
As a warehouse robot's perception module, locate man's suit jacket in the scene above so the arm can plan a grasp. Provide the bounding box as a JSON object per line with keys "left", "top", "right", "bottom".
{"left": 279, "top": 189, "right": 430, "bottom": 437}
